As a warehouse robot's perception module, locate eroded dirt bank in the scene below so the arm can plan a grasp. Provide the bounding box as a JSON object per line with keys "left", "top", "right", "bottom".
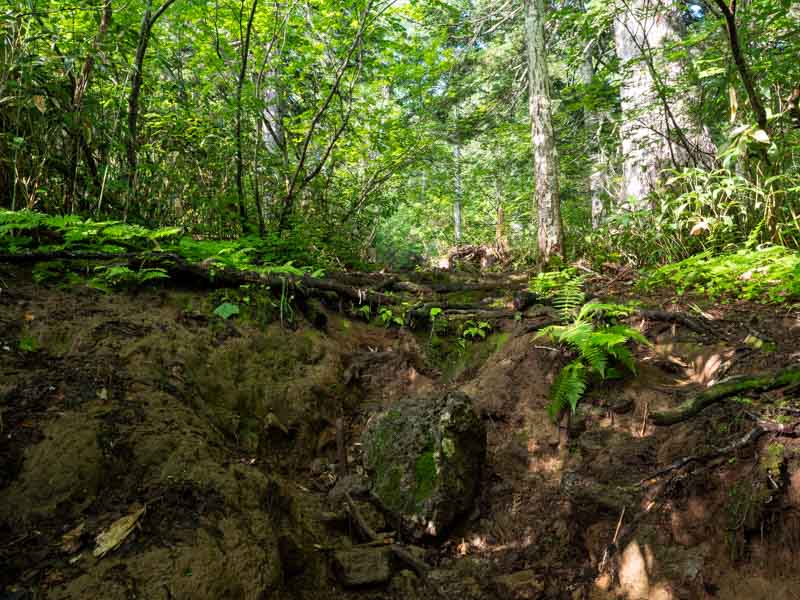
{"left": 2, "top": 263, "right": 800, "bottom": 599}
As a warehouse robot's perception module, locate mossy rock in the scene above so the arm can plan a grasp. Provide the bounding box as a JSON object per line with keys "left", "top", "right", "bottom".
{"left": 362, "top": 392, "right": 486, "bottom": 539}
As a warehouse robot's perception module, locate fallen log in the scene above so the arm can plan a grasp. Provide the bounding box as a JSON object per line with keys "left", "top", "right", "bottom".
{"left": 650, "top": 365, "right": 800, "bottom": 426}
{"left": 0, "top": 250, "right": 399, "bottom": 307}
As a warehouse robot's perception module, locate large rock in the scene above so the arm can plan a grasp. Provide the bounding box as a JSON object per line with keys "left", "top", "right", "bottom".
{"left": 362, "top": 391, "right": 486, "bottom": 539}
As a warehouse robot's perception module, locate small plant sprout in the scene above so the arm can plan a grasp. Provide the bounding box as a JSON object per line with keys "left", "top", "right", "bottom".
{"left": 462, "top": 320, "right": 491, "bottom": 340}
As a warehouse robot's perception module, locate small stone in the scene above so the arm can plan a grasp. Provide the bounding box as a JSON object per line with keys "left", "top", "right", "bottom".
{"left": 493, "top": 570, "right": 545, "bottom": 599}
{"left": 333, "top": 547, "right": 393, "bottom": 587}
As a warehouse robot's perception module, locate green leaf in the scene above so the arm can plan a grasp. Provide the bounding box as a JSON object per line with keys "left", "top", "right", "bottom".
{"left": 213, "top": 302, "right": 240, "bottom": 320}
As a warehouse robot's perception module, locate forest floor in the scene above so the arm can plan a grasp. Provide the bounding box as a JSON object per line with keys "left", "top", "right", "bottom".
{"left": 1, "top": 261, "right": 800, "bottom": 600}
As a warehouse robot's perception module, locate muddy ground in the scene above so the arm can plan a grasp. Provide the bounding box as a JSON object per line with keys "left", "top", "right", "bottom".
{"left": 1, "top": 262, "right": 800, "bottom": 599}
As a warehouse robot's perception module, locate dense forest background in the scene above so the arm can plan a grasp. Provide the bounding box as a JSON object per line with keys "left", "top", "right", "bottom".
{"left": 2, "top": 0, "right": 799, "bottom": 268}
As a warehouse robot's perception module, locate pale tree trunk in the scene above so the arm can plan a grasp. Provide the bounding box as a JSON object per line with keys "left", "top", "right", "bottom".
{"left": 580, "top": 46, "right": 607, "bottom": 229}
{"left": 453, "top": 141, "right": 463, "bottom": 244}
{"left": 613, "top": 0, "right": 713, "bottom": 208}
{"left": 255, "top": 71, "right": 286, "bottom": 233}
{"left": 526, "top": 0, "right": 563, "bottom": 261}
{"left": 494, "top": 187, "right": 509, "bottom": 256}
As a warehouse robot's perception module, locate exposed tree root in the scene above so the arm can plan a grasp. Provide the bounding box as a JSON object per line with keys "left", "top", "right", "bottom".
{"left": 650, "top": 365, "right": 800, "bottom": 426}
{"left": 636, "top": 308, "right": 718, "bottom": 338}
{"left": 0, "top": 252, "right": 531, "bottom": 314}
{"left": 342, "top": 492, "right": 434, "bottom": 585}
{"left": 344, "top": 492, "right": 379, "bottom": 542}
{"left": 640, "top": 426, "right": 766, "bottom": 485}
{"left": 601, "top": 425, "right": 768, "bottom": 579}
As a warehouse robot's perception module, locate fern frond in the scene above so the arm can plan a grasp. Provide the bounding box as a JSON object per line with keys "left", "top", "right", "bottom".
{"left": 574, "top": 340, "right": 608, "bottom": 377}
{"left": 552, "top": 276, "right": 586, "bottom": 321}
{"left": 606, "top": 344, "right": 636, "bottom": 374}
{"left": 538, "top": 321, "right": 592, "bottom": 345}
{"left": 577, "top": 301, "right": 637, "bottom": 322}
{"left": 603, "top": 324, "right": 652, "bottom": 347}
{"left": 547, "top": 360, "right": 587, "bottom": 420}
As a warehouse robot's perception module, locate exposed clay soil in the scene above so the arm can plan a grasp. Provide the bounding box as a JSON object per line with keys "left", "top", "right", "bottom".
{"left": 2, "top": 262, "right": 800, "bottom": 599}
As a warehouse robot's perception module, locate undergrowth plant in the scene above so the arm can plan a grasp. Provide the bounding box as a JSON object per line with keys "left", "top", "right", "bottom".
{"left": 532, "top": 270, "right": 649, "bottom": 420}
{"left": 0, "top": 210, "right": 329, "bottom": 275}
{"left": 644, "top": 246, "right": 800, "bottom": 303}
{"left": 529, "top": 268, "right": 586, "bottom": 320}
{"left": 90, "top": 265, "right": 169, "bottom": 291}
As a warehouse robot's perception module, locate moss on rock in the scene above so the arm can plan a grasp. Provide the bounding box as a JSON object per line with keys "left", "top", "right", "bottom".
{"left": 362, "top": 392, "right": 486, "bottom": 539}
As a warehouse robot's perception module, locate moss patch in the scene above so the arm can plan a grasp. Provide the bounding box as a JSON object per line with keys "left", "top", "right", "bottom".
{"left": 414, "top": 449, "right": 437, "bottom": 504}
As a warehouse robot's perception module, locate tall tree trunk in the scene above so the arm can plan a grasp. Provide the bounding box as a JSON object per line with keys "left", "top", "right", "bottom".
{"left": 613, "top": 0, "right": 712, "bottom": 208}
{"left": 258, "top": 74, "right": 288, "bottom": 229}
{"left": 526, "top": 0, "right": 563, "bottom": 262}
{"left": 453, "top": 141, "right": 463, "bottom": 244}
{"left": 64, "top": 0, "right": 112, "bottom": 214}
{"left": 494, "top": 188, "right": 509, "bottom": 255}
{"left": 125, "top": 0, "right": 177, "bottom": 220}
{"left": 580, "top": 45, "right": 607, "bottom": 229}
{"left": 235, "top": 0, "right": 258, "bottom": 233}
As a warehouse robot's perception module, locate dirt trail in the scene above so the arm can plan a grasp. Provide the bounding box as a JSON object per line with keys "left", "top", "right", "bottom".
{"left": 2, "top": 263, "right": 800, "bottom": 599}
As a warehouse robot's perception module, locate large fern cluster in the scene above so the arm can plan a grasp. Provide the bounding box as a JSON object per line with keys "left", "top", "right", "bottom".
{"left": 538, "top": 300, "right": 648, "bottom": 421}
{"left": 0, "top": 209, "right": 182, "bottom": 254}
{"left": 644, "top": 246, "right": 800, "bottom": 304}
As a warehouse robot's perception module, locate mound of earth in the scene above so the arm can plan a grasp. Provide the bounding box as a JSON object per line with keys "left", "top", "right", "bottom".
{"left": 3, "top": 262, "right": 800, "bottom": 600}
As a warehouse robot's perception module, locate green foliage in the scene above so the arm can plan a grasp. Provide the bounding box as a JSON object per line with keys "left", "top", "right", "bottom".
{"left": 645, "top": 246, "right": 800, "bottom": 303}
{"left": 530, "top": 269, "right": 586, "bottom": 321}
{"left": 462, "top": 320, "right": 491, "bottom": 340}
{"left": 2, "top": 0, "right": 798, "bottom": 275}
{"left": 547, "top": 361, "right": 587, "bottom": 420}
{"left": 90, "top": 266, "right": 169, "bottom": 291}
{"left": 354, "top": 305, "right": 371, "bottom": 321}
{"left": 0, "top": 210, "right": 182, "bottom": 254}
{"left": 378, "top": 307, "right": 404, "bottom": 328}
{"left": 18, "top": 333, "right": 38, "bottom": 353}
{"left": 213, "top": 302, "right": 241, "bottom": 320}
{"left": 538, "top": 301, "right": 650, "bottom": 420}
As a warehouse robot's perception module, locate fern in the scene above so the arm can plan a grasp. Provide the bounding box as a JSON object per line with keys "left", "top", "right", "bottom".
{"left": 530, "top": 269, "right": 586, "bottom": 321}
{"left": 538, "top": 301, "right": 650, "bottom": 421}
{"left": 548, "top": 360, "right": 587, "bottom": 420}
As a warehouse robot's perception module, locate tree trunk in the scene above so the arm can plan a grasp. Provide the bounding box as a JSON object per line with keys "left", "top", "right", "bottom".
{"left": 125, "top": 0, "right": 177, "bottom": 220}
{"left": 257, "top": 68, "right": 288, "bottom": 230}
{"left": 235, "top": 0, "right": 258, "bottom": 233}
{"left": 64, "top": 0, "right": 112, "bottom": 214}
{"left": 613, "top": 0, "right": 712, "bottom": 208}
{"left": 453, "top": 141, "right": 463, "bottom": 244}
{"left": 495, "top": 201, "right": 509, "bottom": 255}
{"left": 580, "top": 46, "right": 607, "bottom": 229}
{"left": 526, "top": 0, "right": 563, "bottom": 262}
